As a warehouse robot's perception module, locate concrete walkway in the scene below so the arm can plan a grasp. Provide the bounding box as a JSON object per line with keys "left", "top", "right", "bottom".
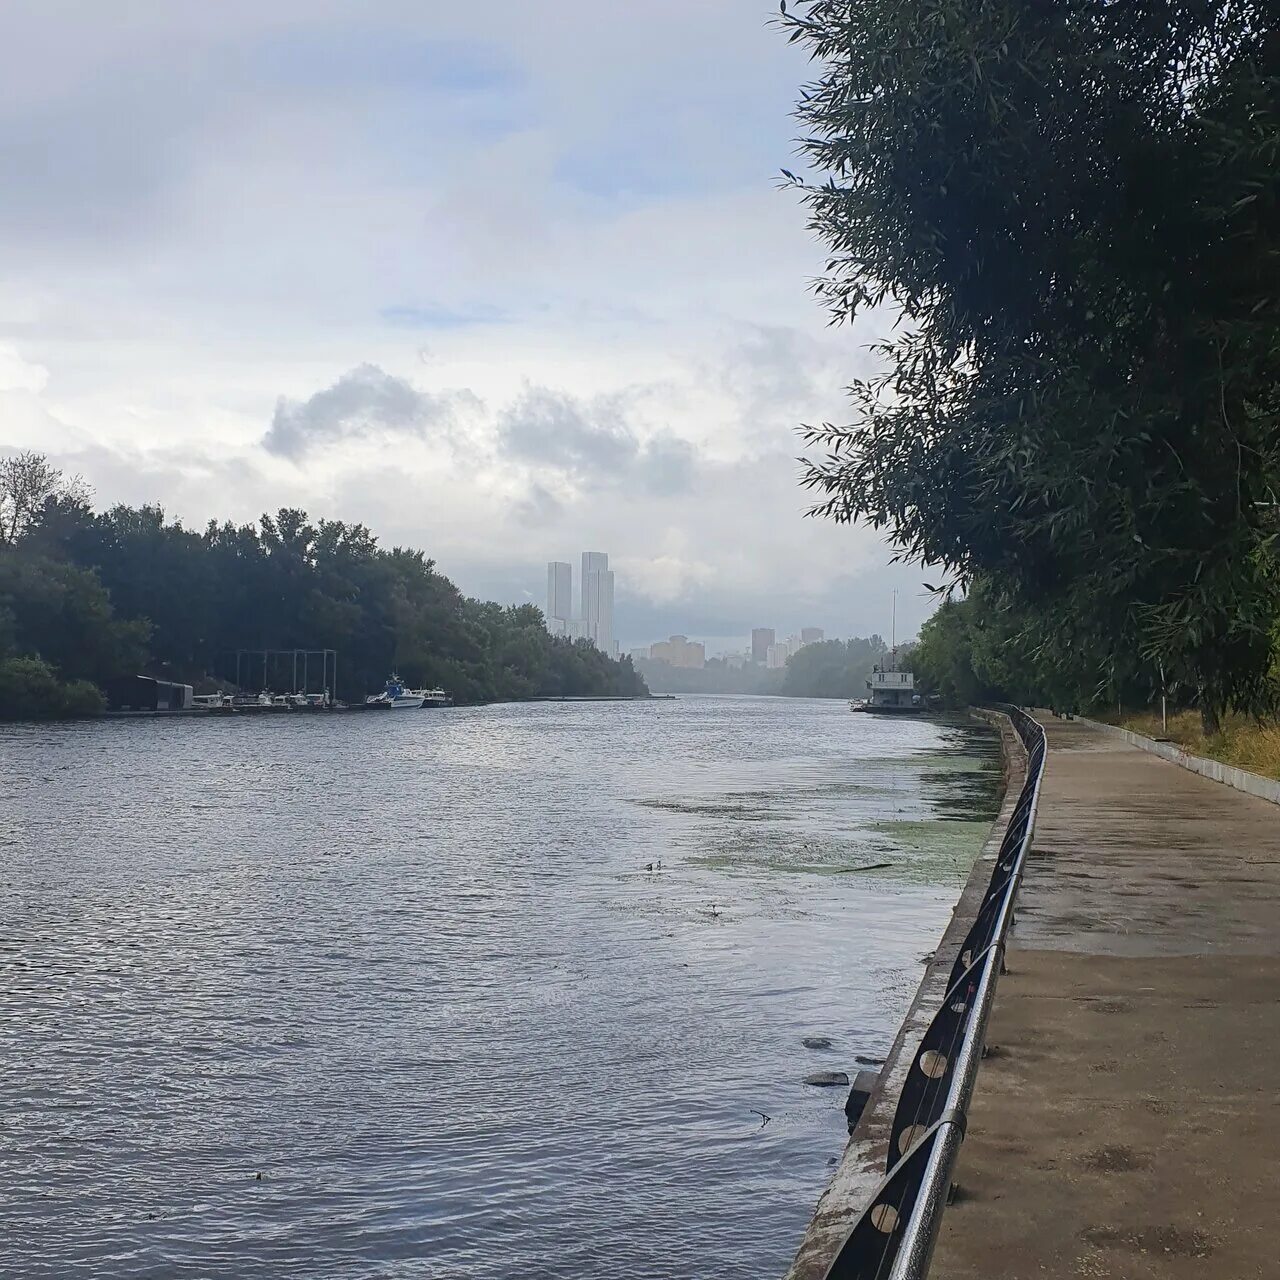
{"left": 932, "top": 716, "right": 1280, "bottom": 1279}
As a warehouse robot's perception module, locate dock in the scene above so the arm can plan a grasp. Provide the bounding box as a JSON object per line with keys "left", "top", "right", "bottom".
{"left": 931, "top": 716, "right": 1280, "bottom": 1277}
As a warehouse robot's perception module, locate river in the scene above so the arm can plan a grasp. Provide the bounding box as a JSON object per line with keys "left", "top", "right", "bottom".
{"left": 0, "top": 695, "right": 999, "bottom": 1280}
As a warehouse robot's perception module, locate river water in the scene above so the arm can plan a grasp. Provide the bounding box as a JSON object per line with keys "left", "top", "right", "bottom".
{"left": 0, "top": 696, "right": 999, "bottom": 1280}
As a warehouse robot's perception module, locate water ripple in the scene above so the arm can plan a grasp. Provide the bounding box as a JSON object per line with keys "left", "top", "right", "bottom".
{"left": 0, "top": 696, "right": 998, "bottom": 1279}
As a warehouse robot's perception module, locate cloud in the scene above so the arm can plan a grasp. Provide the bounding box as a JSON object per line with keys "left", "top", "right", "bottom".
{"left": 498, "top": 385, "right": 698, "bottom": 494}
{"left": 0, "top": 3, "right": 938, "bottom": 655}
{"left": 512, "top": 482, "right": 564, "bottom": 527}
{"left": 379, "top": 303, "right": 508, "bottom": 330}
{"left": 499, "top": 386, "right": 634, "bottom": 471}
{"left": 635, "top": 432, "right": 697, "bottom": 496}
{"left": 0, "top": 344, "right": 50, "bottom": 394}
{"left": 263, "top": 363, "right": 479, "bottom": 459}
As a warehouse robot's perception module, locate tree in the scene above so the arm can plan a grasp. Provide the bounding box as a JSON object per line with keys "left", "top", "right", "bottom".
{"left": 780, "top": 637, "right": 888, "bottom": 698}
{"left": 0, "top": 551, "right": 149, "bottom": 683}
{"left": 783, "top": 1, "right": 1280, "bottom": 731}
{"left": 0, "top": 451, "right": 91, "bottom": 546}
{"left": 0, "top": 656, "right": 104, "bottom": 719}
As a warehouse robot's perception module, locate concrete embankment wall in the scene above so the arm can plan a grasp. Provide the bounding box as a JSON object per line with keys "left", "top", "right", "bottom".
{"left": 1076, "top": 715, "right": 1280, "bottom": 808}
{"left": 783, "top": 711, "right": 1026, "bottom": 1280}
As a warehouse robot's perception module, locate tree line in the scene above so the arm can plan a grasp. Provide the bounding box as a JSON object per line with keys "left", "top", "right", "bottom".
{"left": 0, "top": 452, "right": 647, "bottom": 718}
{"left": 784, "top": 1, "right": 1280, "bottom": 730}
{"left": 637, "top": 636, "right": 889, "bottom": 699}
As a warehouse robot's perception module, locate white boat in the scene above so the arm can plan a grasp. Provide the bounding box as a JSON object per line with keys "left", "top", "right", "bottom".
{"left": 851, "top": 592, "right": 928, "bottom": 715}
{"left": 365, "top": 676, "right": 427, "bottom": 710}
{"left": 853, "top": 666, "right": 928, "bottom": 714}
{"left": 419, "top": 687, "right": 452, "bottom": 707}
{"left": 192, "top": 693, "right": 234, "bottom": 711}
{"left": 231, "top": 690, "right": 274, "bottom": 708}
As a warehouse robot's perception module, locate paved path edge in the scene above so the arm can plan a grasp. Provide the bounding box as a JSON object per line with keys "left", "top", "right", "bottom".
{"left": 1075, "top": 715, "right": 1280, "bottom": 807}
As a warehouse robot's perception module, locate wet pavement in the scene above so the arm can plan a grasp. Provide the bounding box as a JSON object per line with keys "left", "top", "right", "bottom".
{"left": 933, "top": 716, "right": 1280, "bottom": 1279}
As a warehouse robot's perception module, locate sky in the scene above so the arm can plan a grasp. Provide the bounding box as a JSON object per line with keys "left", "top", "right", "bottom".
{"left": 0, "top": 1, "right": 937, "bottom": 651}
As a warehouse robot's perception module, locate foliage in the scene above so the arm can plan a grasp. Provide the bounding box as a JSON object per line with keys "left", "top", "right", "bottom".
{"left": 912, "top": 603, "right": 985, "bottom": 708}
{"left": 779, "top": 636, "right": 888, "bottom": 698}
{"left": 0, "top": 655, "right": 105, "bottom": 719}
{"left": 1117, "top": 708, "right": 1280, "bottom": 782}
{"left": 635, "top": 636, "right": 887, "bottom": 697}
{"left": 0, "top": 551, "right": 150, "bottom": 683}
{"left": 0, "top": 450, "right": 92, "bottom": 546}
{"left": 783, "top": 1, "right": 1280, "bottom": 730}
{"left": 0, "top": 456, "right": 647, "bottom": 714}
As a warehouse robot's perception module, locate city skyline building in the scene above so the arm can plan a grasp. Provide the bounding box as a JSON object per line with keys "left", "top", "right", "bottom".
{"left": 649, "top": 635, "right": 705, "bottom": 669}
{"left": 581, "top": 551, "right": 616, "bottom": 657}
{"left": 765, "top": 642, "right": 790, "bottom": 670}
{"left": 751, "top": 627, "right": 775, "bottom": 665}
{"left": 546, "top": 561, "right": 572, "bottom": 629}
{"left": 801, "top": 626, "right": 825, "bottom": 646}
{"left": 543, "top": 550, "right": 617, "bottom": 657}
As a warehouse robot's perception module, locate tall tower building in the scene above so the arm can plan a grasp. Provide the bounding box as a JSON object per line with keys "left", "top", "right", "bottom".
{"left": 546, "top": 561, "right": 572, "bottom": 630}
{"left": 751, "top": 627, "right": 775, "bottom": 665}
{"left": 801, "top": 626, "right": 825, "bottom": 646}
{"left": 581, "top": 551, "right": 615, "bottom": 656}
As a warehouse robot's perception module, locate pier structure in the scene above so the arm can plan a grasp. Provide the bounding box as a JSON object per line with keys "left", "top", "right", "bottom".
{"left": 230, "top": 648, "right": 337, "bottom": 700}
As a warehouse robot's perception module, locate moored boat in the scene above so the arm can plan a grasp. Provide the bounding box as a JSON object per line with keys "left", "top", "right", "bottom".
{"left": 851, "top": 592, "right": 929, "bottom": 715}
{"left": 853, "top": 665, "right": 928, "bottom": 714}
{"left": 231, "top": 690, "right": 274, "bottom": 709}
{"left": 365, "top": 676, "right": 427, "bottom": 710}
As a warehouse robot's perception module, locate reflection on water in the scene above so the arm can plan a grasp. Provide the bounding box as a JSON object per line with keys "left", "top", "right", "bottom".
{"left": 0, "top": 696, "right": 998, "bottom": 1279}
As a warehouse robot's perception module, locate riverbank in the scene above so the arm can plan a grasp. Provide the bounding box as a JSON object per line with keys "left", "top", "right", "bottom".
{"left": 929, "top": 715, "right": 1280, "bottom": 1277}
{"left": 783, "top": 709, "right": 1025, "bottom": 1279}
{"left": 38, "top": 692, "right": 671, "bottom": 722}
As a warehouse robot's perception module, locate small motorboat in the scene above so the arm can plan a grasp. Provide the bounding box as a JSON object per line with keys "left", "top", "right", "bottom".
{"left": 365, "top": 676, "right": 427, "bottom": 710}
{"left": 231, "top": 690, "right": 274, "bottom": 708}
{"left": 192, "top": 693, "right": 235, "bottom": 711}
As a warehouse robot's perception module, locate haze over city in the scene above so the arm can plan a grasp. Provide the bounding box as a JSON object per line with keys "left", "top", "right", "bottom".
{"left": 0, "top": 1, "right": 937, "bottom": 646}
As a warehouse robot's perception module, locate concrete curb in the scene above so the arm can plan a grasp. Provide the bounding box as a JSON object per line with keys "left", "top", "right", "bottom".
{"left": 1074, "top": 715, "right": 1280, "bottom": 807}
{"left": 782, "top": 710, "right": 1025, "bottom": 1280}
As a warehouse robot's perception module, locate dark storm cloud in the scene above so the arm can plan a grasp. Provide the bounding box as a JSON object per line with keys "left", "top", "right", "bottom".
{"left": 497, "top": 385, "right": 697, "bottom": 494}
{"left": 264, "top": 363, "right": 478, "bottom": 459}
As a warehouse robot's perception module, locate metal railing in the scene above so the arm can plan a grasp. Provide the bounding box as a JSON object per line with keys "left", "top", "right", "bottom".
{"left": 822, "top": 707, "right": 1047, "bottom": 1280}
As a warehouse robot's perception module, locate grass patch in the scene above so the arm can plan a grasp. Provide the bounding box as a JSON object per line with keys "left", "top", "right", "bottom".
{"left": 1115, "top": 709, "right": 1280, "bottom": 782}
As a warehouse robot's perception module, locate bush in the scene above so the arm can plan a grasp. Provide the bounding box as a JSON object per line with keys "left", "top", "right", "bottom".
{"left": 0, "top": 655, "right": 104, "bottom": 719}
{"left": 60, "top": 678, "right": 106, "bottom": 717}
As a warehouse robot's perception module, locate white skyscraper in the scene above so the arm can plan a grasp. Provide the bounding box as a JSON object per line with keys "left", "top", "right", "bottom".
{"left": 546, "top": 561, "right": 572, "bottom": 631}
{"left": 580, "top": 551, "right": 616, "bottom": 656}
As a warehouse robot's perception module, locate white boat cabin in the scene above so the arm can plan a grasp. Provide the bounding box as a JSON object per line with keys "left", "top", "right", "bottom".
{"left": 867, "top": 668, "right": 917, "bottom": 710}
